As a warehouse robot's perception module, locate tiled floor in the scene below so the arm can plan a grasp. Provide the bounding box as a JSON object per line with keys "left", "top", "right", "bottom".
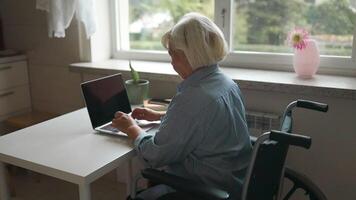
{"left": 7, "top": 167, "right": 127, "bottom": 200}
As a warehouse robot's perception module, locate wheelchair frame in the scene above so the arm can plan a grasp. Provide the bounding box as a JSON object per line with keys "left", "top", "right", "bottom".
{"left": 130, "top": 99, "right": 329, "bottom": 200}
{"left": 278, "top": 100, "right": 328, "bottom": 200}
{"left": 245, "top": 99, "right": 328, "bottom": 200}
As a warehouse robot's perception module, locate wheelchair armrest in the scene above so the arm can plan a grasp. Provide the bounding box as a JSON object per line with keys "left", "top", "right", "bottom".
{"left": 270, "top": 130, "right": 311, "bottom": 149}
{"left": 142, "top": 168, "right": 230, "bottom": 200}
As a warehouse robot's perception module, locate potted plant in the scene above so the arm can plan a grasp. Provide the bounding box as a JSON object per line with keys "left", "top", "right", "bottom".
{"left": 125, "top": 61, "right": 149, "bottom": 105}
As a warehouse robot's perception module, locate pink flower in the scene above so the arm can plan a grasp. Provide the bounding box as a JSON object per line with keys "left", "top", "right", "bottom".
{"left": 288, "top": 28, "right": 309, "bottom": 50}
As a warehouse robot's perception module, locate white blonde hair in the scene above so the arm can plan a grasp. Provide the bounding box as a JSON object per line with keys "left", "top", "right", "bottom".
{"left": 161, "top": 12, "right": 228, "bottom": 70}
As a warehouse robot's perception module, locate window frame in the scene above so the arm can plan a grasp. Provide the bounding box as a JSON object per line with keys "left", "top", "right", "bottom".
{"left": 111, "top": 0, "right": 356, "bottom": 75}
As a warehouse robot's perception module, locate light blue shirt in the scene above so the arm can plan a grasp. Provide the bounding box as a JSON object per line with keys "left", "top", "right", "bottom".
{"left": 134, "top": 64, "right": 252, "bottom": 198}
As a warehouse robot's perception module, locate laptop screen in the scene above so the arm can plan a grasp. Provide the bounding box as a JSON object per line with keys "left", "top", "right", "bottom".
{"left": 81, "top": 74, "right": 132, "bottom": 128}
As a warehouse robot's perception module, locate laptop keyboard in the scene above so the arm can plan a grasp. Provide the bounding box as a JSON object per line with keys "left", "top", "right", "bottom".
{"left": 101, "top": 124, "right": 119, "bottom": 132}
{"left": 100, "top": 120, "right": 159, "bottom": 135}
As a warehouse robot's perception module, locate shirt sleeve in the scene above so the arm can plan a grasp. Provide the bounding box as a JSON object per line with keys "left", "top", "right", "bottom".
{"left": 133, "top": 105, "right": 203, "bottom": 168}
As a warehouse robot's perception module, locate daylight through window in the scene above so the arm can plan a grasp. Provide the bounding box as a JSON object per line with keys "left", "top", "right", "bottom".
{"left": 113, "top": 0, "right": 356, "bottom": 70}
{"left": 233, "top": 0, "right": 355, "bottom": 57}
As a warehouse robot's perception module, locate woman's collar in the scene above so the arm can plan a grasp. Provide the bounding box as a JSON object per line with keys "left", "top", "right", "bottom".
{"left": 177, "top": 64, "right": 219, "bottom": 92}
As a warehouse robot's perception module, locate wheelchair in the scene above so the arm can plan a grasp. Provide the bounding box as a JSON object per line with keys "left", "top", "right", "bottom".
{"left": 130, "top": 99, "right": 328, "bottom": 200}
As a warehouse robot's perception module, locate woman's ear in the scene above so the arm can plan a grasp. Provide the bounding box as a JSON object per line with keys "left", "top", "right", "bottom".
{"left": 208, "top": 32, "right": 217, "bottom": 45}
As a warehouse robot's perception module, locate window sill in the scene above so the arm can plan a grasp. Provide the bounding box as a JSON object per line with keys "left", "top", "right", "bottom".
{"left": 70, "top": 59, "right": 356, "bottom": 100}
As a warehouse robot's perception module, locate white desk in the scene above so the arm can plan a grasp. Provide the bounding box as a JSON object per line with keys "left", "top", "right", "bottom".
{"left": 0, "top": 108, "right": 139, "bottom": 200}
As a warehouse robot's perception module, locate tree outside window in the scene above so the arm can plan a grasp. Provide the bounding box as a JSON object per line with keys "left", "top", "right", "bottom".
{"left": 128, "top": 0, "right": 214, "bottom": 50}
{"left": 233, "top": 0, "right": 355, "bottom": 56}
{"left": 114, "top": 0, "right": 356, "bottom": 70}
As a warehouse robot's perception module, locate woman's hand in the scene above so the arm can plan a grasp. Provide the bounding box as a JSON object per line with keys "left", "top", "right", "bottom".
{"left": 112, "top": 111, "right": 142, "bottom": 140}
{"left": 131, "top": 107, "right": 165, "bottom": 121}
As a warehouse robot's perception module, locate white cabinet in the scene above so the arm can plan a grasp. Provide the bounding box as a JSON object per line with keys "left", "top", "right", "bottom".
{"left": 0, "top": 57, "right": 31, "bottom": 121}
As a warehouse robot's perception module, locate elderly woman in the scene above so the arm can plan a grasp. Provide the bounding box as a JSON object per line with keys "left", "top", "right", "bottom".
{"left": 112, "top": 13, "right": 252, "bottom": 200}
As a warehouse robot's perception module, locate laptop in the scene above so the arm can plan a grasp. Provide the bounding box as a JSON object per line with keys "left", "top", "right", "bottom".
{"left": 81, "top": 73, "right": 157, "bottom": 136}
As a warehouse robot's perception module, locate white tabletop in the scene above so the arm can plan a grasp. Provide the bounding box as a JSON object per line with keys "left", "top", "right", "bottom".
{"left": 0, "top": 108, "right": 136, "bottom": 185}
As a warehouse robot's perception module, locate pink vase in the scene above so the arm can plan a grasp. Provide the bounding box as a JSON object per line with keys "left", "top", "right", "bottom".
{"left": 293, "top": 39, "right": 320, "bottom": 78}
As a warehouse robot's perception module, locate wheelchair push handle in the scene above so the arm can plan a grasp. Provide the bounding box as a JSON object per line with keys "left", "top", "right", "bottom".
{"left": 296, "top": 99, "right": 328, "bottom": 112}
{"left": 270, "top": 130, "right": 312, "bottom": 149}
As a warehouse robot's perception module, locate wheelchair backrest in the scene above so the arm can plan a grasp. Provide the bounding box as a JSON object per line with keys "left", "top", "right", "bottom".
{"left": 242, "top": 133, "right": 289, "bottom": 200}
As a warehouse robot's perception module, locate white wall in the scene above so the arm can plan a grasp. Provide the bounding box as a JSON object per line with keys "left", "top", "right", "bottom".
{"left": 1, "top": 0, "right": 356, "bottom": 199}
{"left": 0, "top": 0, "right": 84, "bottom": 115}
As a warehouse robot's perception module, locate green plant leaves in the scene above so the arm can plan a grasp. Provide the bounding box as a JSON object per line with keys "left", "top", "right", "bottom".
{"left": 129, "top": 60, "right": 140, "bottom": 83}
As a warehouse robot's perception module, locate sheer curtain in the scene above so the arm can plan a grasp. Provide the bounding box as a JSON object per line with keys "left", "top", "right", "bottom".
{"left": 36, "top": 0, "right": 96, "bottom": 38}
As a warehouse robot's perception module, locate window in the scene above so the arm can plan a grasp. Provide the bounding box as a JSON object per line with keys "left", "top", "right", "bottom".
{"left": 128, "top": 0, "right": 214, "bottom": 50}
{"left": 114, "top": 0, "right": 214, "bottom": 52}
{"left": 233, "top": 0, "right": 354, "bottom": 56}
{"left": 113, "top": 0, "right": 356, "bottom": 72}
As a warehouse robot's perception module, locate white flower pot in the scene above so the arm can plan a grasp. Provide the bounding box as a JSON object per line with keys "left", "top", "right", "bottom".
{"left": 125, "top": 79, "right": 149, "bottom": 105}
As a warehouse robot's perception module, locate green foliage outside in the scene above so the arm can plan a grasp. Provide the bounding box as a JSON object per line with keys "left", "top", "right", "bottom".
{"left": 245, "top": 0, "right": 307, "bottom": 45}
{"left": 129, "top": 0, "right": 213, "bottom": 49}
{"left": 306, "top": 0, "right": 355, "bottom": 35}
{"left": 129, "top": 0, "right": 213, "bottom": 24}
{"left": 234, "top": 0, "right": 355, "bottom": 56}
{"left": 129, "top": 0, "right": 355, "bottom": 56}
{"left": 130, "top": 41, "right": 351, "bottom": 56}
{"left": 159, "top": 0, "right": 214, "bottom": 23}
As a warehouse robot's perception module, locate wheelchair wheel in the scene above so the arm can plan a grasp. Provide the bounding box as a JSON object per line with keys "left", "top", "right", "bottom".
{"left": 282, "top": 167, "right": 327, "bottom": 200}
